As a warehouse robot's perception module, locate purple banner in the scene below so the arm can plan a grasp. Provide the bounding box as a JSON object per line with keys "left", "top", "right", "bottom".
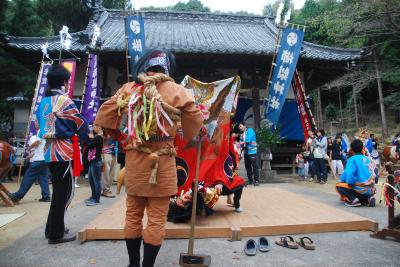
{"left": 29, "top": 62, "right": 52, "bottom": 136}
{"left": 81, "top": 54, "right": 99, "bottom": 124}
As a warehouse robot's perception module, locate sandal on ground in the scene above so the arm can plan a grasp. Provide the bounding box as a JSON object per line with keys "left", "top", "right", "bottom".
{"left": 244, "top": 239, "right": 257, "bottom": 256}
{"left": 275, "top": 236, "right": 298, "bottom": 249}
{"left": 296, "top": 237, "right": 316, "bottom": 250}
{"left": 258, "top": 237, "right": 270, "bottom": 252}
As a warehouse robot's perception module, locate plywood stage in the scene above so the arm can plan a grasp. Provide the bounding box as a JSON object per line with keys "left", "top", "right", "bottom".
{"left": 78, "top": 187, "right": 378, "bottom": 243}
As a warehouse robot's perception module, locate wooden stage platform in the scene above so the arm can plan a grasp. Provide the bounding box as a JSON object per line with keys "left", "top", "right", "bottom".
{"left": 78, "top": 187, "right": 378, "bottom": 243}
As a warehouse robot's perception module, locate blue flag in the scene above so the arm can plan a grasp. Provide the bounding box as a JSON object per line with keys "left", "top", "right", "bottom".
{"left": 125, "top": 15, "right": 146, "bottom": 77}
{"left": 265, "top": 28, "right": 304, "bottom": 127}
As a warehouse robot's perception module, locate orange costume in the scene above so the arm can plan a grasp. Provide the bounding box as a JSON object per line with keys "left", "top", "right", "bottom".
{"left": 95, "top": 74, "right": 203, "bottom": 245}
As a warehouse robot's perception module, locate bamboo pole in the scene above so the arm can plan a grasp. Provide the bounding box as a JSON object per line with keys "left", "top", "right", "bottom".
{"left": 18, "top": 61, "right": 45, "bottom": 184}
{"left": 80, "top": 53, "right": 91, "bottom": 113}
{"left": 265, "top": 25, "right": 283, "bottom": 103}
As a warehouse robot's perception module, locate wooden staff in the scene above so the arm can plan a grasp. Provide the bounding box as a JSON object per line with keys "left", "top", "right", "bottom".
{"left": 18, "top": 61, "right": 45, "bottom": 184}
{"left": 80, "top": 53, "right": 91, "bottom": 113}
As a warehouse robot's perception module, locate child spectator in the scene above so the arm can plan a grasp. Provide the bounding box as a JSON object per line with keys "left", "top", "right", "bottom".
{"left": 296, "top": 153, "right": 305, "bottom": 181}
{"left": 331, "top": 135, "right": 344, "bottom": 177}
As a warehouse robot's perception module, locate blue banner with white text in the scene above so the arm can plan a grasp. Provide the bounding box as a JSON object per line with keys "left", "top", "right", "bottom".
{"left": 265, "top": 27, "right": 304, "bottom": 127}
{"left": 125, "top": 15, "right": 146, "bottom": 79}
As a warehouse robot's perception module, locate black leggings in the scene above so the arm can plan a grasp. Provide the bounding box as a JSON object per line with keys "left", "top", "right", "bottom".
{"left": 221, "top": 186, "right": 243, "bottom": 209}
{"left": 45, "top": 161, "right": 75, "bottom": 240}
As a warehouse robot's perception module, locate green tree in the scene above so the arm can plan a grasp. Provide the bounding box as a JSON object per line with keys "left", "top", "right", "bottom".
{"left": 36, "top": 0, "right": 91, "bottom": 33}
{"left": 325, "top": 104, "right": 338, "bottom": 121}
{"left": 171, "top": 0, "right": 210, "bottom": 12}
{"left": 7, "top": 0, "right": 51, "bottom": 36}
{"left": 0, "top": 0, "right": 8, "bottom": 32}
{"left": 102, "top": 0, "right": 132, "bottom": 10}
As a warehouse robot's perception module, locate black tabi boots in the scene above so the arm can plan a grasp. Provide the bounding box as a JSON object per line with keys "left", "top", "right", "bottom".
{"left": 142, "top": 242, "right": 161, "bottom": 267}
{"left": 126, "top": 238, "right": 142, "bottom": 267}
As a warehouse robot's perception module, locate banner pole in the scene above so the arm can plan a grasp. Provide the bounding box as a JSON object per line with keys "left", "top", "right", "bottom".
{"left": 80, "top": 53, "right": 91, "bottom": 113}
{"left": 18, "top": 61, "right": 45, "bottom": 184}
{"left": 264, "top": 24, "right": 283, "bottom": 118}
{"left": 125, "top": 35, "right": 131, "bottom": 82}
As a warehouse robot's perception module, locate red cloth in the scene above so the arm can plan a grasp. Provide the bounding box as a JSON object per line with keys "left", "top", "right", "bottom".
{"left": 71, "top": 135, "right": 83, "bottom": 177}
{"left": 175, "top": 119, "right": 245, "bottom": 196}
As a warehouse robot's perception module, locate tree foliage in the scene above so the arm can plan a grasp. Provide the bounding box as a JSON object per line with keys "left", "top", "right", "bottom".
{"left": 102, "top": 0, "right": 132, "bottom": 10}
{"left": 36, "top": 0, "right": 91, "bottom": 33}
{"left": 292, "top": 0, "right": 400, "bottom": 123}
{"left": 172, "top": 0, "right": 210, "bottom": 12}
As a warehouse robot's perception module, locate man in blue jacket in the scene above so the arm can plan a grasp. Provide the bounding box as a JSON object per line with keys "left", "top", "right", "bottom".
{"left": 239, "top": 122, "right": 259, "bottom": 186}
{"left": 336, "top": 139, "right": 376, "bottom": 207}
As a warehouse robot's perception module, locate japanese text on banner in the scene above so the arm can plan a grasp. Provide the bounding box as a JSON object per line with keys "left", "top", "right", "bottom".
{"left": 265, "top": 28, "right": 304, "bottom": 127}
{"left": 28, "top": 62, "right": 52, "bottom": 137}
{"left": 81, "top": 54, "right": 99, "bottom": 124}
{"left": 125, "top": 15, "right": 146, "bottom": 77}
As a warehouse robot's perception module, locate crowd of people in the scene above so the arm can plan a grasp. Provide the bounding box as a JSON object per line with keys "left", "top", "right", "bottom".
{"left": 295, "top": 127, "right": 394, "bottom": 207}
{"left": 2, "top": 49, "right": 400, "bottom": 266}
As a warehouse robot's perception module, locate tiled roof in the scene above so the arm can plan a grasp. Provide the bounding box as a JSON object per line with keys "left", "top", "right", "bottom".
{"left": 1, "top": 9, "right": 361, "bottom": 61}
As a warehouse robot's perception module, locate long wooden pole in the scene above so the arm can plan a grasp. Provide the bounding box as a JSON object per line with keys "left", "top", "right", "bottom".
{"left": 18, "top": 61, "right": 45, "bottom": 183}
{"left": 265, "top": 25, "right": 283, "bottom": 118}
{"left": 80, "top": 53, "right": 91, "bottom": 113}
{"left": 187, "top": 138, "right": 202, "bottom": 255}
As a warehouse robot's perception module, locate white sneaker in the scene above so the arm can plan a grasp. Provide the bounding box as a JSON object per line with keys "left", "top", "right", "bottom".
{"left": 234, "top": 207, "right": 243, "bottom": 213}
{"left": 74, "top": 183, "right": 80, "bottom": 188}
{"left": 345, "top": 198, "right": 361, "bottom": 207}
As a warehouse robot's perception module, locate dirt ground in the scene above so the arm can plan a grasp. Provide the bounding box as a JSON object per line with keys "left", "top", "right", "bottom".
{"left": 0, "top": 177, "right": 93, "bottom": 250}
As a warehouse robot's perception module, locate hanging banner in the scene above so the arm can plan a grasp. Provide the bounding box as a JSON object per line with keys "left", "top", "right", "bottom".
{"left": 265, "top": 27, "right": 304, "bottom": 127}
{"left": 28, "top": 62, "right": 52, "bottom": 137}
{"left": 175, "top": 76, "right": 242, "bottom": 196}
{"left": 61, "top": 60, "right": 77, "bottom": 98}
{"left": 81, "top": 54, "right": 99, "bottom": 124}
{"left": 125, "top": 15, "right": 146, "bottom": 78}
{"left": 292, "top": 70, "right": 315, "bottom": 140}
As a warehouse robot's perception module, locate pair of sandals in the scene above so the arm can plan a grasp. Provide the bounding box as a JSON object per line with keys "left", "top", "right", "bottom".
{"left": 244, "top": 237, "right": 270, "bottom": 256}
{"left": 275, "top": 236, "right": 316, "bottom": 250}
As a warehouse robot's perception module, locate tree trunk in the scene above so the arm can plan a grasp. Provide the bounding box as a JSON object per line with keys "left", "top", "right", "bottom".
{"left": 338, "top": 87, "right": 344, "bottom": 128}
{"left": 353, "top": 87, "right": 359, "bottom": 129}
{"left": 359, "top": 96, "right": 363, "bottom": 126}
{"left": 317, "top": 87, "right": 323, "bottom": 128}
{"left": 374, "top": 52, "right": 389, "bottom": 138}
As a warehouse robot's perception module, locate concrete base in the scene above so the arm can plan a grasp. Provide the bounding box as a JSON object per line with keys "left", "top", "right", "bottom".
{"left": 259, "top": 169, "right": 295, "bottom": 183}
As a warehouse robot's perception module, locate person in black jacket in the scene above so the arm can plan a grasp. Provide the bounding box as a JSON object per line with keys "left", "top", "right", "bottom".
{"left": 85, "top": 126, "right": 103, "bottom": 206}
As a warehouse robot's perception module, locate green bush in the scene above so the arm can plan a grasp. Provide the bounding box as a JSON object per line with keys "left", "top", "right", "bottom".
{"left": 325, "top": 104, "right": 338, "bottom": 121}
{"left": 256, "top": 125, "right": 285, "bottom": 151}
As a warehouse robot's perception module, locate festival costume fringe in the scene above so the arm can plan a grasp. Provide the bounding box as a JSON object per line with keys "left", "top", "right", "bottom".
{"left": 116, "top": 73, "right": 182, "bottom": 184}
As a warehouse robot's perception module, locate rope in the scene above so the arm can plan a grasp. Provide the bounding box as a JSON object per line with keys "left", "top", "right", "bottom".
{"left": 125, "top": 144, "right": 177, "bottom": 184}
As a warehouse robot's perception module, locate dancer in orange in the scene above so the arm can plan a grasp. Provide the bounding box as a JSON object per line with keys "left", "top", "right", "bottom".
{"left": 95, "top": 50, "right": 203, "bottom": 267}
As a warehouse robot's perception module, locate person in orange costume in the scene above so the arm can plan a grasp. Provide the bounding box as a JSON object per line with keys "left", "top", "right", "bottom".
{"left": 94, "top": 50, "right": 203, "bottom": 267}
